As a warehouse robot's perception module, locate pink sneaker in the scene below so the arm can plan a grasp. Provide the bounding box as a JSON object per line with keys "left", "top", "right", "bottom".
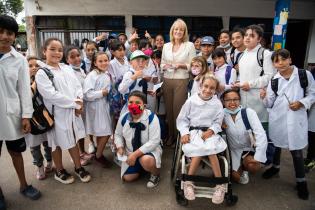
{"left": 44, "top": 161, "right": 54, "bottom": 173}
{"left": 36, "top": 165, "right": 46, "bottom": 180}
{"left": 212, "top": 184, "right": 225, "bottom": 204}
{"left": 183, "top": 181, "right": 195, "bottom": 200}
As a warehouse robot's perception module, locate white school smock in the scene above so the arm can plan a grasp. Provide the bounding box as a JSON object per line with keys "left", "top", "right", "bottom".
{"left": 0, "top": 47, "right": 33, "bottom": 140}
{"left": 144, "top": 59, "right": 158, "bottom": 112}
{"left": 108, "top": 57, "right": 129, "bottom": 83}
{"left": 72, "top": 67, "right": 86, "bottom": 87}
{"left": 214, "top": 64, "right": 237, "bottom": 90}
{"left": 263, "top": 66, "right": 315, "bottom": 150}
{"left": 118, "top": 68, "right": 145, "bottom": 115}
{"left": 224, "top": 108, "right": 267, "bottom": 171}
{"left": 83, "top": 70, "right": 112, "bottom": 137}
{"left": 114, "top": 110, "right": 162, "bottom": 178}
{"left": 239, "top": 44, "right": 276, "bottom": 122}
{"left": 25, "top": 133, "right": 48, "bottom": 148}
{"left": 190, "top": 79, "right": 201, "bottom": 96}
{"left": 309, "top": 104, "right": 315, "bottom": 132}
{"left": 176, "top": 93, "right": 227, "bottom": 157}
{"left": 35, "top": 63, "right": 86, "bottom": 151}
{"left": 83, "top": 57, "right": 92, "bottom": 74}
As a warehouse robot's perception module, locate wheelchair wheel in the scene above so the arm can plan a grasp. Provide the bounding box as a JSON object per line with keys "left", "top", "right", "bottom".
{"left": 175, "top": 178, "right": 188, "bottom": 206}
{"left": 171, "top": 135, "right": 182, "bottom": 184}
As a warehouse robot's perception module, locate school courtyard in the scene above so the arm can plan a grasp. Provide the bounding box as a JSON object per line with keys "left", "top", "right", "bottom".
{"left": 0, "top": 146, "right": 314, "bottom": 210}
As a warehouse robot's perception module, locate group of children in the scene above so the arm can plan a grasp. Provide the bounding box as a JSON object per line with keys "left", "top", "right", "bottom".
{"left": 0, "top": 14, "right": 315, "bottom": 210}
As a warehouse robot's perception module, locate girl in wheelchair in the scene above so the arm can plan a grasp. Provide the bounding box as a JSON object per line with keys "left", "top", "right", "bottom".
{"left": 221, "top": 89, "right": 267, "bottom": 184}
{"left": 177, "top": 75, "right": 227, "bottom": 204}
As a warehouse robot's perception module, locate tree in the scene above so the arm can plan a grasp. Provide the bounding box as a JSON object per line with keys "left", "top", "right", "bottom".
{"left": 0, "top": 0, "right": 23, "bottom": 17}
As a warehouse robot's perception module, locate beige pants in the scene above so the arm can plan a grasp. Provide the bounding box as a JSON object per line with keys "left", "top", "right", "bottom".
{"left": 162, "top": 78, "right": 189, "bottom": 141}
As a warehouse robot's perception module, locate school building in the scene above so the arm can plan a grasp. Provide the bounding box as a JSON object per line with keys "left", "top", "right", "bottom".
{"left": 24, "top": 0, "right": 315, "bottom": 68}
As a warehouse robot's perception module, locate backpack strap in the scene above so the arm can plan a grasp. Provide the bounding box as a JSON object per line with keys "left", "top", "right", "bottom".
{"left": 230, "top": 47, "right": 236, "bottom": 65}
{"left": 298, "top": 69, "right": 308, "bottom": 97}
{"left": 257, "top": 47, "right": 265, "bottom": 76}
{"left": 148, "top": 111, "right": 155, "bottom": 124}
{"left": 241, "top": 108, "right": 251, "bottom": 131}
{"left": 225, "top": 65, "right": 232, "bottom": 84}
{"left": 270, "top": 77, "right": 279, "bottom": 97}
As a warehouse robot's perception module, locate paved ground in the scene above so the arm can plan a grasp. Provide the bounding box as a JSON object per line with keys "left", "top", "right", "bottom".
{"left": 0, "top": 146, "right": 314, "bottom": 210}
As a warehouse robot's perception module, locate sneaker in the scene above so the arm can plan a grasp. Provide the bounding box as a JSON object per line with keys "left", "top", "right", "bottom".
{"left": 296, "top": 181, "right": 309, "bottom": 200}
{"left": 183, "top": 181, "right": 195, "bottom": 200}
{"left": 212, "top": 184, "right": 225, "bottom": 204}
{"left": 80, "top": 156, "right": 89, "bottom": 166}
{"left": 147, "top": 174, "right": 160, "bottom": 188}
{"left": 239, "top": 171, "right": 249, "bottom": 184}
{"left": 262, "top": 167, "right": 280, "bottom": 179}
{"left": 88, "top": 143, "right": 96, "bottom": 154}
{"left": 54, "top": 169, "right": 75, "bottom": 184}
{"left": 44, "top": 161, "right": 54, "bottom": 173}
{"left": 20, "top": 185, "right": 41, "bottom": 200}
{"left": 36, "top": 165, "right": 46, "bottom": 180}
{"left": 81, "top": 152, "right": 95, "bottom": 161}
{"left": 0, "top": 193, "right": 6, "bottom": 210}
{"left": 74, "top": 167, "right": 91, "bottom": 183}
{"left": 95, "top": 155, "right": 112, "bottom": 168}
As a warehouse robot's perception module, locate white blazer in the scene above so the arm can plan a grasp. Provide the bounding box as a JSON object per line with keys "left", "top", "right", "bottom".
{"left": 263, "top": 66, "right": 315, "bottom": 150}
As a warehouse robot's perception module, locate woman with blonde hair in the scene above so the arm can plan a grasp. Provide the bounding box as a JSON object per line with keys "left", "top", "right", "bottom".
{"left": 161, "top": 18, "right": 196, "bottom": 145}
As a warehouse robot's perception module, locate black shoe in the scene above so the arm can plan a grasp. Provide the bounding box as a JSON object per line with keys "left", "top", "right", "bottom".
{"left": 262, "top": 167, "right": 280, "bottom": 179}
{"left": 296, "top": 182, "right": 309, "bottom": 200}
{"left": 0, "top": 194, "right": 6, "bottom": 210}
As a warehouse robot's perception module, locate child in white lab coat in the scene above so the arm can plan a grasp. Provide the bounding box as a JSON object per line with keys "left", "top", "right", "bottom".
{"left": 115, "top": 91, "right": 162, "bottom": 188}
{"left": 260, "top": 49, "right": 315, "bottom": 200}
{"left": 222, "top": 89, "right": 267, "bottom": 184}
{"left": 64, "top": 45, "right": 94, "bottom": 166}
{"left": 35, "top": 38, "right": 91, "bottom": 184}
{"left": 212, "top": 48, "right": 237, "bottom": 95}
{"left": 26, "top": 56, "right": 52, "bottom": 180}
{"left": 83, "top": 52, "right": 113, "bottom": 168}
{"left": 176, "top": 75, "right": 227, "bottom": 204}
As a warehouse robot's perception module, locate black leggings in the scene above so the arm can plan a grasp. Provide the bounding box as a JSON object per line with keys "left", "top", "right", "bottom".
{"left": 307, "top": 131, "right": 315, "bottom": 160}
{"left": 273, "top": 147, "right": 305, "bottom": 180}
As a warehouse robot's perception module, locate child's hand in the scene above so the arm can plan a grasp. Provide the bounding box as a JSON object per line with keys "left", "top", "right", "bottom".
{"left": 260, "top": 87, "right": 266, "bottom": 99}
{"left": 162, "top": 64, "right": 172, "bottom": 70}
{"left": 143, "top": 76, "right": 152, "bottom": 82}
{"left": 201, "top": 129, "right": 214, "bottom": 140}
{"left": 147, "top": 90, "right": 156, "bottom": 97}
{"left": 218, "top": 84, "right": 225, "bottom": 93}
{"left": 102, "top": 89, "right": 108, "bottom": 96}
{"left": 145, "top": 30, "right": 152, "bottom": 40}
{"left": 21, "top": 118, "right": 31, "bottom": 134}
{"left": 289, "top": 101, "right": 304, "bottom": 111}
{"left": 181, "top": 134, "right": 190, "bottom": 144}
{"left": 117, "top": 147, "right": 124, "bottom": 156}
{"left": 241, "top": 82, "right": 250, "bottom": 91}
{"left": 133, "top": 69, "right": 143, "bottom": 79}
{"left": 126, "top": 152, "right": 137, "bottom": 166}
{"left": 75, "top": 108, "right": 83, "bottom": 117}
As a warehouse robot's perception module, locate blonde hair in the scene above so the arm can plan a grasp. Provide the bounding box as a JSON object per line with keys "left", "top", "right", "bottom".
{"left": 201, "top": 74, "right": 220, "bottom": 90}
{"left": 169, "top": 18, "right": 189, "bottom": 43}
{"left": 191, "top": 56, "right": 209, "bottom": 81}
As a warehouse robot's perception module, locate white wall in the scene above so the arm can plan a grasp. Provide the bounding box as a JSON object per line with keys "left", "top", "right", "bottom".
{"left": 25, "top": 0, "right": 315, "bottom": 19}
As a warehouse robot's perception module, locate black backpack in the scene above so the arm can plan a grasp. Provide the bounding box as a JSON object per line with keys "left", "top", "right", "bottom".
{"left": 271, "top": 69, "right": 308, "bottom": 97}
{"left": 30, "top": 67, "right": 55, "bottom": 135}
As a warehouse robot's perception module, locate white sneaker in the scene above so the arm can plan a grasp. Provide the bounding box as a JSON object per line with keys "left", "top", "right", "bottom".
{"left": 212, "top": 184, "right": 225, "bottom": 204}
{"left": 239, "top": 171, "right": 249, "bottom": 184}
{"left": 88, "top": 143, "right": 95, "bottom": 154}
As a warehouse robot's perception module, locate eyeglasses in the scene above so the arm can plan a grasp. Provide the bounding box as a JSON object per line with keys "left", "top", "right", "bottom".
{"left": 224, "top": 99, "right": 240, "bottom": 103}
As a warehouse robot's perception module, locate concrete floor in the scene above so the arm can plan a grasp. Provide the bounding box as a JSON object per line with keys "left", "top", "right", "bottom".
{"left": 0, "top": 146, "right": 314, "bottom": 210}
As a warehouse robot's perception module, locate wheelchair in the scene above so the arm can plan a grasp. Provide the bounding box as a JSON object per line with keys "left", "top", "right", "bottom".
{"left": 170, "top": 133, "right": 238, "bottom": 206}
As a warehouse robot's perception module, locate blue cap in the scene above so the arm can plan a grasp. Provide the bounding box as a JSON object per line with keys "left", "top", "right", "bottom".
{"left": 201, "top": 36, "right": 215, "bottom": 45}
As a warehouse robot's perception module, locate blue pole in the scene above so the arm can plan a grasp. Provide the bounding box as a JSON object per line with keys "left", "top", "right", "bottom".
{"left": 271, "top": 0, "right": 291, "bottom": 50}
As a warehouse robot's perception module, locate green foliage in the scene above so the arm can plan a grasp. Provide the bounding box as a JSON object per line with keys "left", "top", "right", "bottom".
{"left": 0, "top": 0, "right": 23, "bottom": 17}
{"left": 18, "top": 24, "right": 25, "bottom": 32}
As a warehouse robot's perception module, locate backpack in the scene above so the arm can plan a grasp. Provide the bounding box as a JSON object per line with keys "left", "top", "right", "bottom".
{"left": 121, "top": 110, "right": 155, "bottom": 127}
{"left": 30, "top": 67, "right": 55, "bottom": 135}
{"left": 240, "top": 108, "right": 275, "bottom": 165}
{"left": 271, "top": 69, "right": 308, "bottom": 97}
{"left": 230, "top": 47, "right": 244, "bottom": 68}
{"left": 225, "top": 65, "right": 233, "bottom": 85}
{"left": 107, "top": 75, "right": 125, "bottom": 120}
{"left": 238, "top": 46, "right": 265, "bottom": 76}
